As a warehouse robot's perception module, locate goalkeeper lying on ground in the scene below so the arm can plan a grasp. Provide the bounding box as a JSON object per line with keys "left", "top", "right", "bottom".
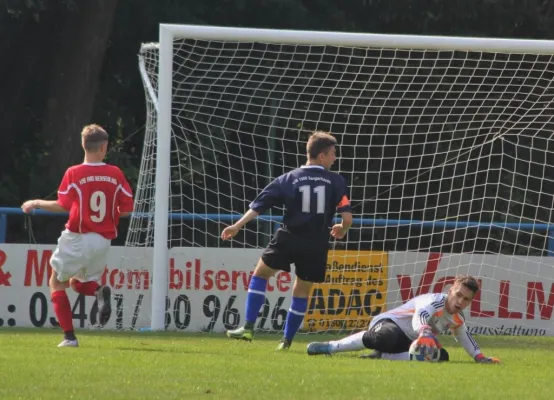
{"left": 307, "top": 275, "right": 500, "bottom": 363}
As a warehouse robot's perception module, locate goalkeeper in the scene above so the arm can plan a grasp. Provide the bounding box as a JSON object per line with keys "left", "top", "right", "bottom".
{"left": 307, "top": 275, "right": 500, "bottom": 364}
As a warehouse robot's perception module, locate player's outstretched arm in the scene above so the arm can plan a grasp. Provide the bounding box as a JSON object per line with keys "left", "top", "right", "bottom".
{"left": 21, "top": 199, "right": 68, "bottom": 213}
{"left": 221, "top": 209, "right": 260, "bottom": 241}
{"left": 454, "top": 327, "right": 500, "bottom": 364}
{"left": 221, "top": 176, "right": 281, "bottom": 241}
{"left": 24, "top": 168, "right": 74, "bottom": 214}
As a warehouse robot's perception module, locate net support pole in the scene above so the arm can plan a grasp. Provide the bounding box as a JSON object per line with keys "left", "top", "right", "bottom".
{"left": 264, "top": 99, "right": 278, "bottom": 247}
{"left": 151, "top": 24, "right": 174, "bottom": 331}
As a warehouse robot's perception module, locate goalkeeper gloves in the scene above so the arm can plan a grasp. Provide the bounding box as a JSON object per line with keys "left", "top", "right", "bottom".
{"left": 475, "top": 354, "right": 501, "bottom": 364}
{"left": 411, "top": 325, "right": 441, "bottom": 356}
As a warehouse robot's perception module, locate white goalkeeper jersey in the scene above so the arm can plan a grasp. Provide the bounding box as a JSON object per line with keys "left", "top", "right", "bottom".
{"left": 370, "top": 293, "right": 482, "bottom": 358}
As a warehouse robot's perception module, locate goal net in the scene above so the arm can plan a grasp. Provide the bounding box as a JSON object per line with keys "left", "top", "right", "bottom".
{"left": 129, "top": 25, "right": 554, "bottom": 336}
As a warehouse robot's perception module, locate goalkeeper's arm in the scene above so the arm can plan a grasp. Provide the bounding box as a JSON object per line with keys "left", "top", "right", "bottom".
{"left": 453, "top": 325, "right": 500, "bottom": 364}
{"left": 410, "top": 304, "right": 441, "bottom": 354}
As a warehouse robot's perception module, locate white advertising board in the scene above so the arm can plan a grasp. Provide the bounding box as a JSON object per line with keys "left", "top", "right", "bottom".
{"left": 0, "top": 244, "right": 288, "bottom": 332}
{"left": 0, "top": 245, "right": 552, "bottom": 336}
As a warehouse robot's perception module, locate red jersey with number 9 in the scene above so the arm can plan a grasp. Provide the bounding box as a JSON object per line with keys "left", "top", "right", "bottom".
{"left": 56, "top": 162, "right": 134, "bottom": 240}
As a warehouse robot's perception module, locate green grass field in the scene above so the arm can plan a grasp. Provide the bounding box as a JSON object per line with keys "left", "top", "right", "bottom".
{"left": 1, "top": 329, "right": 553, "bottom": 400}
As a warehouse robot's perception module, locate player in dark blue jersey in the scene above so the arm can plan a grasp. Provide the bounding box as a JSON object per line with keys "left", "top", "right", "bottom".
{"left": 221, "top": 131, "right": 353, "bottom": 350}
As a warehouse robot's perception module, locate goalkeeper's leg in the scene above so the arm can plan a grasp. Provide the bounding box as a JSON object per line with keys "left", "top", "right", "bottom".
{"left": 307, "top": 319, "right": 411, "bottom": 356}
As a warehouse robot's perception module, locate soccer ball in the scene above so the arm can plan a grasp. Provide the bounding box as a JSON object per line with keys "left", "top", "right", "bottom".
{"left": 408, "top": 341, "right": 441, "bottom": 362}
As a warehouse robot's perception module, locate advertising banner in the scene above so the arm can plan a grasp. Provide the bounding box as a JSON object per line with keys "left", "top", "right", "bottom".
{"left": 304, "top": 250, "right": 388, "bottom": 332}
{"left": 0, "top": 244, "right": 552, "bottom": 336}
{"left": 388, "top": 252, "right": 554, "bottom": 336}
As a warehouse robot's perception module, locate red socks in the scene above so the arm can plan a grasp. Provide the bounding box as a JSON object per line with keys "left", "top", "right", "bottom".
{"left": 51, "top": 291, "right": 73, "bottom": 333}
{"left": 52, "top": 282, "right": 100, "bottom": 338}
{"left": 72, "top": 280, "right": 100, "bottom": 296}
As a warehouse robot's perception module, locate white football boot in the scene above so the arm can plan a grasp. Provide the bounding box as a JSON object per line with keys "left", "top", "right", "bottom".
{"left": 57, "top": 339, "right": 79, "bottom": 348}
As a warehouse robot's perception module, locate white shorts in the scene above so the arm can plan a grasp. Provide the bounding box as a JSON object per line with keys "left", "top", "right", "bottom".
{"left": 50, "top": 230, "right": 111, "bottom": 282}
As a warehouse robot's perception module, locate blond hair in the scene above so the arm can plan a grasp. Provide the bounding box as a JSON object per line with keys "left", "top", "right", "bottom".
{"left": 81, "top": 124, "right": 109, "bottom": 152}
{"left": 306, "top": 131, "right": 337, "bottom": 159}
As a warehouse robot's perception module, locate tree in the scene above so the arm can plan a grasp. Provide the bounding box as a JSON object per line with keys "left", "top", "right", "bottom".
{"left": 40, "top": 0, "right": 120, "bottom": 183}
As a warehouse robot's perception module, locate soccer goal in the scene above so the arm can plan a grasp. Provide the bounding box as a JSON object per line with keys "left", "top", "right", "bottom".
{"left": 132, "top": 24, "right": 554, "bottom": 335}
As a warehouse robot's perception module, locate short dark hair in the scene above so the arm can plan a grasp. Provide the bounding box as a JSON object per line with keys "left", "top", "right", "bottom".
{"left": 306, "top": 131, "right": 337, "bottom": 159}
{"left": 455, "top": 275, "right": 480, "bottom": 295}
{"left": 81, "top": 124, "right": 109, "bottom": 152}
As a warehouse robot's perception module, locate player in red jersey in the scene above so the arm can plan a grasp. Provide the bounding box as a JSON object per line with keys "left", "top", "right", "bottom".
{"left": 21, "top": 124, "right": 134, "bottom": 347}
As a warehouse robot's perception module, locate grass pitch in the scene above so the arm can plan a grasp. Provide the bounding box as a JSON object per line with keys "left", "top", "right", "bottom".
{"left": 0, "top": 328, "right": 553, "bottom": 400}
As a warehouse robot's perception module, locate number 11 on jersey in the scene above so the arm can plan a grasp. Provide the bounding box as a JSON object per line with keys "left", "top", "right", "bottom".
{"left": 299, "top": 185, "right": 325, "bottom": 214}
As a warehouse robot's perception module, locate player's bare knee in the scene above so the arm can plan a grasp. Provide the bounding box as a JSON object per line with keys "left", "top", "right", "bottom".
{"left": 69, "top": 277, "right": 79, "bottom": 291}
{"left": 253, "top": 259, "right": 279, "bottom": 280}
{"left": 49, "top": 273, "right": 68, "bottom": 292}
{"left": 49, "top": 269, "right": 70, "bottom": 291}
{"left": 292, "top": 277, "right": 313, "bottom": 298}
{"left": 48, "top": 271, "right": 58, "bottom": 289}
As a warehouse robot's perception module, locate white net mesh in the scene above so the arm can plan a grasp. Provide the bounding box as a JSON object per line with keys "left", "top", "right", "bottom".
{"left": 129, "top": 32, "right": 554, "bottom": 335}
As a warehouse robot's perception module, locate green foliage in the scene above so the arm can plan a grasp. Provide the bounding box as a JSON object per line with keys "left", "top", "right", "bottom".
{"left": 5, "top": 0, "right": 77, "bottom": 20}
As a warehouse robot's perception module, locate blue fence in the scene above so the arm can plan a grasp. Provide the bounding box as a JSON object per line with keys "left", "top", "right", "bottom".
{"left": 2, "top": 206, "right": 554, "bottom": 255}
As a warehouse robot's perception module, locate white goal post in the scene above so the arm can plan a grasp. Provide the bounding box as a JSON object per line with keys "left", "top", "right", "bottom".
{"left": 139, "top": 24, "right": 554, "bottom": 333}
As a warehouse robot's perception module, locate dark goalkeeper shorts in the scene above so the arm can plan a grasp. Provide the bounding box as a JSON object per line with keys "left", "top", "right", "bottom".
{"left": 364, "top": 318, "right": 450, "bottom": 361}
{"left": 261, "top": 228, "right": 329, "bottom": 283}
{"left": 363, "top": 318, "right": 413, "bottom": 354}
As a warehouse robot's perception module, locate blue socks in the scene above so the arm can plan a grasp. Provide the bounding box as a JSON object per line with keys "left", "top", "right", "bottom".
{"left": 245, "top": 276, "right": 267, "bottom": 325}
{"left": 284, "top": 297, "right": 308, "bottom": 342}
{"left": 244, "top": 276, "right": 308, "bottom": 343}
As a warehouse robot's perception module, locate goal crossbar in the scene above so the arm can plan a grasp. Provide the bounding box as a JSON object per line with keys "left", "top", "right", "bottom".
{"left": 161, "top": 24, "right": 554, "bottom": 54}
